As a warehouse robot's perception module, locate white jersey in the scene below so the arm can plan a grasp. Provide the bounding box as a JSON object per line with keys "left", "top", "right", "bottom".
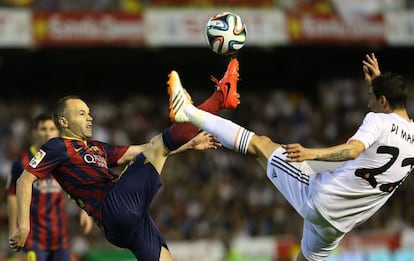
{"left": 311, "top": 112, "right": 414, "bottom": 233}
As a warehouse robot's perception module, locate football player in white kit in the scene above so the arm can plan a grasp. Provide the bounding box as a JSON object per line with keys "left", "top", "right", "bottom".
{"left": 167, "top": 54, "right": 414, "bottom": 261}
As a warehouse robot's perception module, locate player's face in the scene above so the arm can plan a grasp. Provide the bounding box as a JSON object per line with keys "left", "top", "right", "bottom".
{"left": 62, "top": 99, "right": 93, "bottom": 140}
{"left": 34, "top": 119, "right": 59, "bottom": 146}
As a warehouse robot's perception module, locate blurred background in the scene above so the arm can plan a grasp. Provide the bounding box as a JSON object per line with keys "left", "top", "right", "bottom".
{"left": 2, "top": 0, "right": 414, "bottom": 260}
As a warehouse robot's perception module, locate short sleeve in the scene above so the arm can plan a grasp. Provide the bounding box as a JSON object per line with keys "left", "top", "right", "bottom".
{"left": 347, "top": 112, "right": 382, "bottom": 149}
{"left": 26, "top": 138, "right": 67, "bottom": 179}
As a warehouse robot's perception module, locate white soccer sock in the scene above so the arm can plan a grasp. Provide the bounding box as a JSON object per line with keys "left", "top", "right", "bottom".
{"left": 184, "top": 104, "right": 254, "bottom": 154}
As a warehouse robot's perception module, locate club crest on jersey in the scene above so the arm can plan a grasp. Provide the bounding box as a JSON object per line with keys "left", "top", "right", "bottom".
{"left": 90, "top": 146, "right": 101, "bottom": 152}
{"left": 29, "top": 149, "right": 46, "bottom": 168}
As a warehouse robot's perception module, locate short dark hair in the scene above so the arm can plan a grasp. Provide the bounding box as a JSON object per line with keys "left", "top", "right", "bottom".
{"left": 53, "top": 95, "right": 82, "bottom": 131}
{"left": 371, "top": 72, "right": 407, "bottom": 109}
{"left": 32, "top": 113, "right": 54, "bottom": 130}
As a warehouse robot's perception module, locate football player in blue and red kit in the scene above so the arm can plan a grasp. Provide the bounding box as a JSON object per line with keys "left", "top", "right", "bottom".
{"left": 6, "top": 113, "right": 94, "bottom": 261}
{"left": 9, "top": 58, "right": 240, "bottom": 261}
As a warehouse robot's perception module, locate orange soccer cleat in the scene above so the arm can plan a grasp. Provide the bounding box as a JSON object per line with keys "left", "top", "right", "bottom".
{"left": 210, "top": 57, "right": 240, "bottom": 109}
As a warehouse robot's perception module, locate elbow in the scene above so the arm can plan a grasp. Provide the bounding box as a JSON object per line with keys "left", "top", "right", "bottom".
{"left": 347, "top": 140, "right": 365, "bottom": 160}
{"left": 349, "top": 149, "right": 361, "bottom": 160}
{"left": 349, "top": 154, "right": 358, "bottom": 160}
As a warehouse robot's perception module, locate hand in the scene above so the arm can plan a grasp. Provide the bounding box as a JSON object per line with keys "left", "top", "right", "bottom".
{"left": 362, "top": 53, "right": 381, "bottom": 86}
{"left": 283, "top": 143, "right": 313, "bottom": 162}
{"left": 80, "top": 210, "right": 94, "bottom": 235}
{"left": 190, "top": 131, "right": 221, "bottom": 150}
{"left": 9, "top": 227, "right": 29, "bottom": 252}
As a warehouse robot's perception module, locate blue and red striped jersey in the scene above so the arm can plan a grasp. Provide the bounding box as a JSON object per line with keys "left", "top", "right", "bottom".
{"left": 26, "top": 137, "right": 129, "bottom": 230}
{"left": 6, "top": 146, "right": 70, "bottom": 251}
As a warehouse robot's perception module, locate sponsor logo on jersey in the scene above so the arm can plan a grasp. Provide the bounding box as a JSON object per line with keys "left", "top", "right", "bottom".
{"left": 29, "top": 149, "right": 46, "bottom": 168}
{"left": 83, "top": 153, "right": 108, "bottom": 168}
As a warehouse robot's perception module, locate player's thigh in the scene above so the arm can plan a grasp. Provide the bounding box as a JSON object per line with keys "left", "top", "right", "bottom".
{"left": 160, "top": 246, "right": 173, "bottom": 261}
{"left": 266, "top": 147, "right": 317, "bottom": 219}
{"left": 128, "top": 213, "right": 169, "bottom": 260}
{"left": 301, "top": 220, "right": 345, "bottom": 261}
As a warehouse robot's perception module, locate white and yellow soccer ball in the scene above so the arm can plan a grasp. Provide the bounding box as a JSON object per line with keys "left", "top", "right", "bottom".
{"left": 205, "top": 11, "right": 247, "bottom": 56}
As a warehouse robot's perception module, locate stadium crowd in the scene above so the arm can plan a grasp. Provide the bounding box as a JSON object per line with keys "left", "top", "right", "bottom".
{"left": 1, "top": 77, "right": 414, "bottom": 258}
{"left": 2, "top": 0, "right": 414, "bottom": 260}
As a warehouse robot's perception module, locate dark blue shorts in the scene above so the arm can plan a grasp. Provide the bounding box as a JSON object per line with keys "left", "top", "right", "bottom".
{"left": 102, "top": 154, "right": 167, "bottom": 261}
{"left": 24, "top": 249, "right": 70, "bottom": 261}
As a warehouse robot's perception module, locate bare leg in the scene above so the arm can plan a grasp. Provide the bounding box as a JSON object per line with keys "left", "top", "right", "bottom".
{"left": 247, "top": 135, "right": 281, "bottom": 171}
{"left": 160, "top": 246, "right": 173, "bottom": 261}
{"left": 142, "top": 134, "right": 170, "bottom": 175}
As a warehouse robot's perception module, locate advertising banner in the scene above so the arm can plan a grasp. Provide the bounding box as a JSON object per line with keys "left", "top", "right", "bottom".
{"left": 7, "top": 8, "right": 413, "bottom": 47}
{"left": 33, "top": 11, "right": 144, "bottom": 46}
{"left": 287, "top": 13, "right": 385, "bottom": 44}
{"left": 0, "top": 9, "right": 32, "bottom": 47}
{"left": 144, "top": 8, "right": 287, "bottom": 47}
{"left": 385, "top": 11, "right": 414, "bottom": 45}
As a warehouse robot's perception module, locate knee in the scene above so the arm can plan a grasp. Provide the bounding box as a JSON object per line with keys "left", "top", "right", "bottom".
{"left": 247, "top": 135, "right": 280, "bottom": 161}
{"left": 248, "top": 135, "right": 272, "bottom": 153}
{"left": 253, "top": 135, "right": 273, "bottom": 148}
{"left": 143, "top": 135, "right": 169, "bottom": 173}
{"left": 148, "top": 135, "right": 170, "bottom": 157}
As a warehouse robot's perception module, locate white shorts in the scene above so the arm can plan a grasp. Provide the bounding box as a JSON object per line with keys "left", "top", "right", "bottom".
{"left": 266, "top": 147, "right": 345, "bottom": 261}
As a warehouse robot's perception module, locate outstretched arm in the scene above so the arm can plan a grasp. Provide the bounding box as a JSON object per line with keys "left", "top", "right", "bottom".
{"left": 284, "top": 139, "right": 365, "bottom": 162}
{"left": 9, "top": 170, "right": 37, "bottom": 252}
{"left": 117, "top": 131, "right": 220, "bottom": 165}
{"left": 170, "top": 131, "right": 220, "bottom": 155}
{"left": 283, "top": 54, "right": 378, "bottom": 163}
{"left": 117, "top": 144, "right": 148, "bottom": 165}
{"left": 363, "top": 53, "right": 381, "bottom": 86}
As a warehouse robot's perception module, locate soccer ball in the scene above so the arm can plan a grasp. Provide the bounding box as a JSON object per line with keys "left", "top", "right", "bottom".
{"left": 205, "top": 11, "right": 247, "bottom": 56}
